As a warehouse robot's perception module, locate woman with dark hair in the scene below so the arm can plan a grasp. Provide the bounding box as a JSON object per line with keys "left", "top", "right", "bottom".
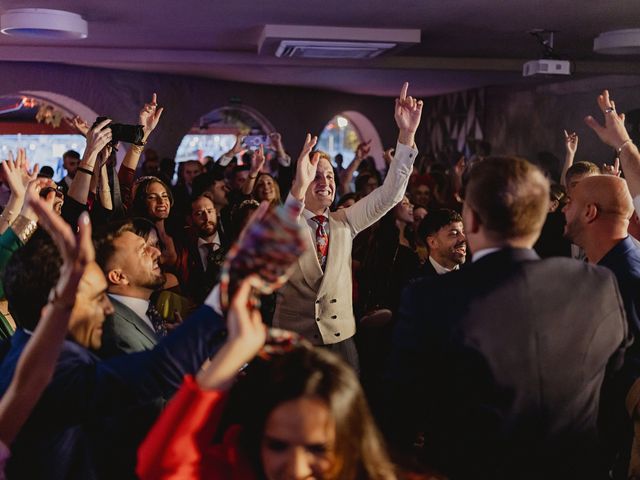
{"left": 137, "top": 279, "right": 397, "bottom": 480}
{"left": 129, "top": 176, "right": 179, "bottom": 267}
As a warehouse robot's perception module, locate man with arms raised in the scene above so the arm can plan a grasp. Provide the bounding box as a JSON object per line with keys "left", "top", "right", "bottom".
{"left": 273, "top": 83, "right": 422, "bottom": 371}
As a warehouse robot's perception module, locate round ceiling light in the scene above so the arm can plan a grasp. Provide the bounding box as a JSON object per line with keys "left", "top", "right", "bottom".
{"left": 594, "top": 29, "right": 640, "bottom": 55}
{"left": 0, "top": 8, "right": 87, "bottom": 39}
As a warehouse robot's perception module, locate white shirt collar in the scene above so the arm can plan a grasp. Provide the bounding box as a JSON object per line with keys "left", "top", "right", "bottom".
{"left": 472, "top": 247, "right": 503, "bottom": 263}
{"left": 197, "top": 232, "right": 221, "bottom": 249}
{"left": 108, "top": 294, "right": 153, "bottom": 331}
{"left": 428, "top": 256, "right": 459, "bottom": 275}
{"left": 302, "top": 207, "right": 330, "bottom": 221}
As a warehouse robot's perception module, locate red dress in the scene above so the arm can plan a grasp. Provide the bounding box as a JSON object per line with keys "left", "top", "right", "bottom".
{"left": 137, "top": 375, "right": 257, "bottom": 480}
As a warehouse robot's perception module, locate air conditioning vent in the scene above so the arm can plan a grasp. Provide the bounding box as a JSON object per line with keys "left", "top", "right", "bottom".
{"left": 275, "top": 40, "right": 396, "bottom": 59}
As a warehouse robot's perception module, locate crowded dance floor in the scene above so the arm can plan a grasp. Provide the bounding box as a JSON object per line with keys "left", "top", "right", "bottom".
{"left": 0, "top": 2, "right": 637, "bottom": 479}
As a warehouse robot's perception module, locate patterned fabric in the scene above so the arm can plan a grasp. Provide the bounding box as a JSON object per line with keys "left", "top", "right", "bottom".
{"left": 311, "top": 215, "right": 329, "bottom": 270}
{"left": 204, "top": 243, "right": 225, "bottom": 273}
{"left": 146, "top": 303, "right": 166, "bottom": 337}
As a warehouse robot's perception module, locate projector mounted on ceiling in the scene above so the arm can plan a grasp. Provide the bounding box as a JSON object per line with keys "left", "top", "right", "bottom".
{"left": 259, "top": 25, "right": 420, "bottom": 59}
{"left": 522, "top": 29, "right": 571, "bottom": 77}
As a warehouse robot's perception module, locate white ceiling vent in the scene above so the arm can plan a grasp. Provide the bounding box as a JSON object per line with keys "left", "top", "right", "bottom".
{"left": 259, "top": 25, "right": 420, "bottom": 59}
{"left": 275, "top": 40, "right": 396, "bottom": 59}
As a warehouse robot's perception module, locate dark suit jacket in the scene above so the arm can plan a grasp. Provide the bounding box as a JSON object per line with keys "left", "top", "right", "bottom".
{"left": 386, "top": 248, "right": 629, "bottom": 480}
{"left": 0, "top": 304, "right": 226, "bottom": 480}
{"left": 97, "top": 297, "right": 158, "bottom": 358}
{"left": 176, "top": 233, "right": 227, "bottom": 304}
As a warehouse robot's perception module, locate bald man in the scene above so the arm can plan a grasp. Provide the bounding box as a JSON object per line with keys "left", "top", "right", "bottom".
{"left": 564, "top": 175, "right": 640, "bottom": 475}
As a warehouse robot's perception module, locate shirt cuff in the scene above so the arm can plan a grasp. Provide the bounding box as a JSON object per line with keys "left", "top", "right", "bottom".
{"left": 394, "top": 141, "right": 418, "bottom": 164}
{"left": 285, "top": 192, "right": 304, "bottom": 211}
{"left": 217, "top": 154, "right": 234, "bottom": 167}
{"left": 204, "top": 284, "right": 222, "bottom": 315}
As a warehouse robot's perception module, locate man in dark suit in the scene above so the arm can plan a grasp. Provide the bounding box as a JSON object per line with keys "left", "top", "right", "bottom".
{"left": 176, "top": 192, "right": 228, "bottom": 304}
{"left": 93, "top": 219, "right": 167, "bottom": 358}
{"left": 386, "top": 156, "right": 630, "bottom": 480}
{"left": 416, "top": 208, "right": 466, "bottom": 277}
{"left": 0, "top": 235, "right": 227, "bottom": 479}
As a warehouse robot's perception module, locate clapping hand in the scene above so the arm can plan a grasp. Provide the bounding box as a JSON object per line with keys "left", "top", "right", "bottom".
{"left": 584, "top": 90, "right": 631, "bottom": 150}
{"left": 395, "top": 82, "right": 423, "bottom": 145}
{"left": 139, "top": 93, "right": 164, "bottom": 141}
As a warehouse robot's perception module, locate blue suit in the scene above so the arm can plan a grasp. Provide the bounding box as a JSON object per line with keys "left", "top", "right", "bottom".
{"left": 0, "top": 305, "right": 226, "bottom": 480}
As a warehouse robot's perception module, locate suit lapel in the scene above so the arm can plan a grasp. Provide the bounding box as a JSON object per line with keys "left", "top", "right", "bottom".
{"left": 110, "top": 298, "right": 158, "bottom": 344}
{"left": 298, "top": 216, "right": 324, "bottom": 289}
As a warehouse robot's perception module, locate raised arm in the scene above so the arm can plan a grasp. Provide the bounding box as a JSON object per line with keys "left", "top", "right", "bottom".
{"left": 561, "top": 130, "right": 578, "bottom": 188}
{"left": 585, "top": 90, "right": 640, "bottom": 199}
{"left": 67, "top": 118, "right": 112, "bottom": 206}
{"left": 269, "top": 132, "right": 291, "bottom": 167}
{"left": 339, "top": 140, "right": 370, "bottom": 196}
{"left": 0, "top": 149, "right": 38, "bottom": 234}
{"left": 242, "top": 145, "right": 265, "bottom": 196}
{"left": 344, "top": 82, "right": 422, "bottom": 235}
{"left": 217, "top": 134, "right": 245, "bottom": 167}
{"left": 0, "top": 195, "right": 91, "bottom": 446}
{"left": 289, "top": 133, "right": 320, "bottom": 204}
{"left": 121, "top": 93, "right": 164, "bottom": 173}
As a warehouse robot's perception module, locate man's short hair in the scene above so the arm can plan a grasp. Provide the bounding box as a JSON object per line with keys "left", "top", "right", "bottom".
{"left": 464, "top": 156, "right": 549, "bottom": 239}
{"left": 418, "top": 208, "right": 463, "bottom": 241}
{"left": 566, "top": 161, "right": 600, "bottom": 184}
{"left": 63, "top": 150, "right": 80, "bottom": 160}
{"left": 192, "top": 170, "right": 225, "bottom": 198}
{"left": 94, "top": 219, "right": 138, "bottom": 274}
{"left": 4, "top": 236, "right": 61, "bottom": 330}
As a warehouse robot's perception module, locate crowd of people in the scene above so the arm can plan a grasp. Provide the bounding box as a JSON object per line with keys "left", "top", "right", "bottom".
{"left": 0, "top": 83, "right": 636, "bottom": 480}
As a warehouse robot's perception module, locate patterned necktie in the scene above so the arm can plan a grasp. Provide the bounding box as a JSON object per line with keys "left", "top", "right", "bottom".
{"left": 204, "top": 243, "right": 225, "bottom": 273}
{"left": 146, "top": 303, "right": 166, "bottom": 337}
{"left": 311, "top": 215, "right": 329, "bottom": 270}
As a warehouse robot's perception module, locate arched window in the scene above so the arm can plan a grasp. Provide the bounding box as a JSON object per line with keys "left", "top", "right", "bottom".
{"left": 317, "top": 111, "right": 383, "bottom": 170}
{"left": 0, "top": 93, "right": 94, "bottom": 181}
{"left": 176, "top": 105, "right": 274, "bottom": 164}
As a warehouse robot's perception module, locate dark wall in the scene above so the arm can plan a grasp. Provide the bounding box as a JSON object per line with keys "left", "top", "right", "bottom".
{"left": 483, "top": 75, "right": 640, "bottom": 180}
{"left": 0, "top": 61, "right": 405, "bottom": 158}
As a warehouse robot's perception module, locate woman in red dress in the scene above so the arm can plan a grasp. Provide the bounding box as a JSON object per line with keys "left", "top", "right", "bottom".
{"left": 137, "top": 278, "right": 397, "bottom": 480}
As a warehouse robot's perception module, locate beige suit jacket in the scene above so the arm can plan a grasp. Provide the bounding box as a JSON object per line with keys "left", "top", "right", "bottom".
{"left": 273, "top": 141, "right": 418, "bottom": 345}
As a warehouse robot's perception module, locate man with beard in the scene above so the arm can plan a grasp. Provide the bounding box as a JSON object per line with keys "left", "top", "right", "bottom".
{"left": 176, "top": 193, "right": 228, "bottom": 304}
{"left": 94, "top": 219, "right": 168, "bottom": 358}
{"left": 417, "top": 208, "right": 466, "bottom": 276}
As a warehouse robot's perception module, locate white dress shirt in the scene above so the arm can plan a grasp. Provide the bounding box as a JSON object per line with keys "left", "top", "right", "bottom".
{"left": 428, "top": 256, "right": 460, "bottom": 274}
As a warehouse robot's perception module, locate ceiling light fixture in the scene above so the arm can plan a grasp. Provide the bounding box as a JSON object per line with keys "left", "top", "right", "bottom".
{"left": 594, "top": 29, "right": 640, "bottom": 55}
{"left": 0, "top": 8, "right": 88, "bottom": 39}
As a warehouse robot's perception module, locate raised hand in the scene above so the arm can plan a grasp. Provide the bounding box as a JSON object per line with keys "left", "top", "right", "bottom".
{"left": 355, "top": 140, "right": 372, "bottom": 159}
{"left": 269, "top": 132, "right": 282, "bottom": 148}
{"left": 19, "top": 178, "right": 57, "bottom": 222}
{"left": 291, "top": 133, "right": 319, "bottom": 201}
{"left": 395, "top": 82, "right": 423, "bottom": 145}
{"left": 1, "top": 148, "right": 38, "bottom": 198}
{"left": 250, "top": 144, "right": 266, "bottom": 175}
{"left": 584, "top": 90, "right": 631, "bottom": 150}
{"left": 602, "top": 157, "right": 621, "bottom": 177}
{"left": 139, "top": 93, "right": 164, "bottom": 141}
{"left": 231, "top": 134, "right": 246, "bottom": 155}
{"left": 31, "top": 199, "right": 93, "bottom": 305}
{"left": 64, "top": 116, "right": 90, "bottom": 137}
{"left": 196, "top": 276, "right": 266, "bottom": 390}
{"left": 85, "top": 118, "right": 113, "bottom": 158}
{"left": 564, "top": 130, "right": 579, "bottom": 156}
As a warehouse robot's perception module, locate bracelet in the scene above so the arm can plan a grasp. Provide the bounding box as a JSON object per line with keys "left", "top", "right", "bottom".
{"left": 617, "top": 139, "right": 633, "bottom": 154}
{"left": 130, "top": 144, "right": 145, "bottom": 154}
{"left": 11, "top": 215, "right": 37, "bottom": 244}
{"left": 47, "top": 287, "right": 75, "bottom": 311}
{"left": 0, "top": 210, "right": 14, "bottom": 225}
{"left": 248, "top": 174, "right": 258, "bottom": 179}
{"left": 77, "top": 166, "right": 94, "bottom": 176}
